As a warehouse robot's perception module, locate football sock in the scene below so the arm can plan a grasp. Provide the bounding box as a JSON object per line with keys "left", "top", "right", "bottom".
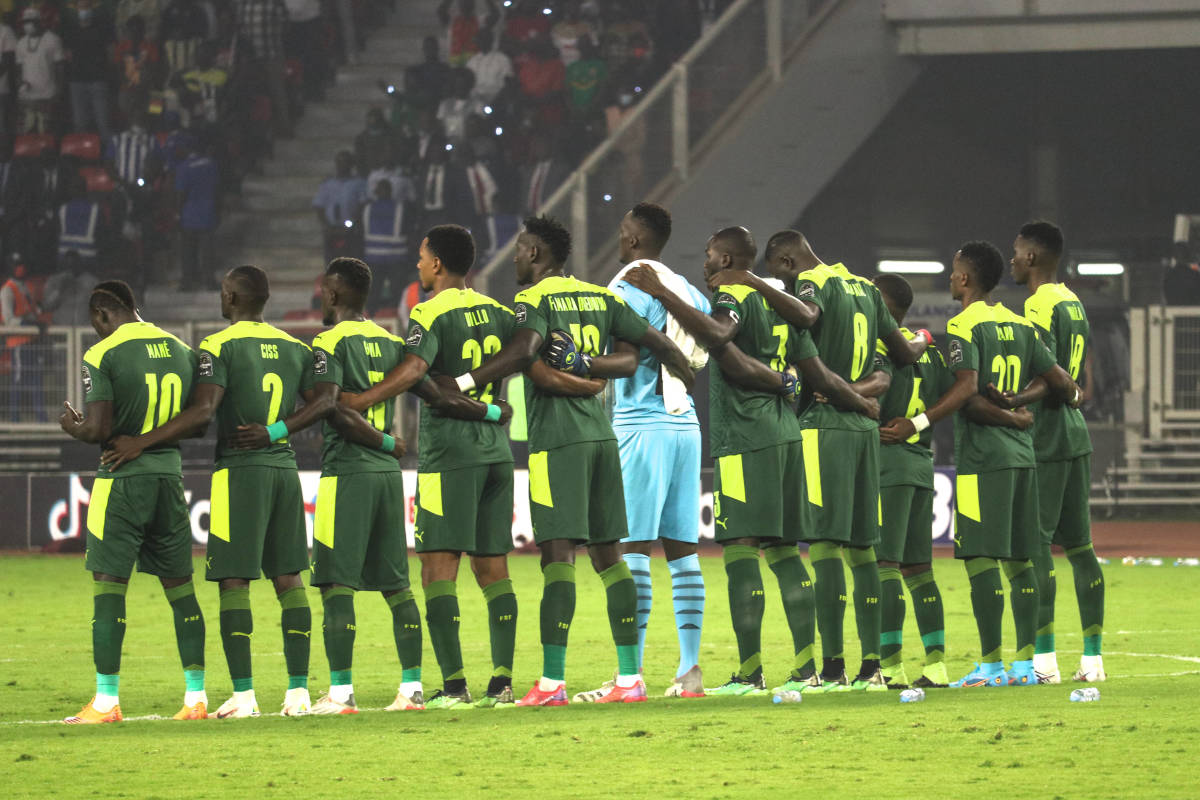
{"left": 277, "top": 586, "right": 311, "bottom": 690}
{"left": 322, "top": 586, "right": 356, "bottom": 681}
{"left": 540, "top": 562, "right": 576, "bottom": 682}
{"left": 764, "top": 545, "right": 815, "bottom": 678}
{"left": 722, "top": 544, "right": 764, "bottom": 682}
{"left": 845, "top": 546, "right": 881, "bottom": 662}
{"left": 92, "top": 580, "right": 127, "bottom": 681}
{"left": 482, "top": 577, "right": 517, "bottom": 680}
{"left": 622, "top": 552, "right": 653, "bottom": 668}
{"left": 667, "top": 553, "right": 704, "bottom": 678}
{"left": 1003, "top": 559, "right": 1039, "bottom": 662}
{"left": 600, "top": 561, "right": 639, "bottom": 676}
{"left": 878, "top": 566, "right": 905, "bottom": 669}
{"left": 903, "top": 568, "right": 945, "bottom": 665}
{"left": 424, "top": 580, "right": 464, "bottom": 687}
{"left": 1033, "top": 539, "right": 1056, "bottom": 655}
{"left": 387, "top": 588, "right": 422, "bottom": 682}
{"left": 965, "top": 558, "right": 1003, "bottom": 663}
{"left": 165, "top": 581, "right": 205, "bottom": 684}
{"left": 1066, "top": 543, "right": 1105, "bottom": 656}
{"left": 219, "top": 587, "right": 253, "bottom": 692}
{"left": 93, "top": 673, "right": 119, "bottom": 712}
{"left": 810, "top": 541, "right": 846, "bottom": 663}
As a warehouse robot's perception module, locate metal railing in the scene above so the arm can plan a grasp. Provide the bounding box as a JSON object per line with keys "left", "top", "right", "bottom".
{"left": 476, "top": 0, "right": 840, "bottom": 294}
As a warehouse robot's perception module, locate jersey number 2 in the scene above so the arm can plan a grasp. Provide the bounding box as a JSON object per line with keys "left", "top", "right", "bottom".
{"left": 462, "top": 334, "right": 503, "bottom": 402}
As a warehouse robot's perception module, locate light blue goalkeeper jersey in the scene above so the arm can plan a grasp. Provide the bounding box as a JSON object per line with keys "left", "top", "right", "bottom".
{"left": 610, "top": 270, "right": 710, "bottom": 432}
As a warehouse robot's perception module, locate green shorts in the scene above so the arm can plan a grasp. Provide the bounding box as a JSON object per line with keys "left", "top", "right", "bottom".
{"left": 713, "top": 441, "right": 805, "bottom": 544}
{"left": 415, "top": 461, "right": 515, "bottom": 556}
{"left": 878, "top": 484, "right": 934, "bottom": 565}
{"left": 206, "top": 465, "right": 310, "bottom": 581}
{"left": 954, "top": 468, "right": 1039, "bottom": 561}
{"left": 1036, "top": 454, "right": 1092, "bottom": 549}
{"left": 85, "top": 475, "right": 194, "bottom": 579}
{"left": 528, "top": 440, "right": 628, "bottom": 545}
{"left": 311, "top": 471, "right": 409, "bottom": 592}
{"left": 800, "top": 428, "right": 881, "bottom": 548}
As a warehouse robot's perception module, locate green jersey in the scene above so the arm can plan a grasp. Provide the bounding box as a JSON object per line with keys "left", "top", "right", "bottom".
{"left": 197, "top": 320, "right": 314, "bottom": 470}
{"left": 710, "top": 283, "right": 811, "bottom": 457}
{"left": 311, "top": 319, "right": 405, "bottom": 476}
{"left": 945, "top": 301, "right": 1057, "bottom": 474}
{"left": 877, "top": 327, "right": 954, "bottom": 489}
{"left": 406, "top": 287, "right": 515, "bottom": 471}
{"left": 82, "top": 321, "right": 197, "bottom": 479}
{"left": 795, "top": 262, "right": 899, "bottom": 432}
{"left": 1024, "top": 283, "right": 1093, "bottom": 462}
{"left": 513, "top": 275, "right": 650, "bottom": 452}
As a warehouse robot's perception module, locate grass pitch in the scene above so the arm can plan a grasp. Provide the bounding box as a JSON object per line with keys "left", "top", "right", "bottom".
{"left": 1, "top": 552, "right": 1197, "bottom": 799}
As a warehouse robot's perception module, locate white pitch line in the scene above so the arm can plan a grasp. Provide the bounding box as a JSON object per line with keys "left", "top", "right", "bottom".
{"left": 1104, "top": 650, "right": 1200, "bottom": 664}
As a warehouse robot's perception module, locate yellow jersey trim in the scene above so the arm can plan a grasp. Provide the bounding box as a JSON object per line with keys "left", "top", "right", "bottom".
{"left": 84, "top": 321, "right": 190, "bottom": 368}
{"left": 199, "top": 320, "right": 309, "bottom": 358}
{"left": 312, "top": 319, "right": 402, "bottom": 353}
{"left": 410, "top": 288, "right": 512, "bottom": 329}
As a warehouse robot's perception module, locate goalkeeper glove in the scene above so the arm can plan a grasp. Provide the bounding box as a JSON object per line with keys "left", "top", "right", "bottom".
{"left": 779, "top": 368, "right": 799, "bottom": 399}
{"left": 545, "top": 329, "right": 592, "bottom": 376}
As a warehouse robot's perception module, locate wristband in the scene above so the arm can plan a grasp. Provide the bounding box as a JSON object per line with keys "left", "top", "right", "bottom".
{"left": 484, "top": 404, "right": 502, "bottom": 423}
{"left": 915, "top": 329, "right": 933, "bottom": 344}
{"left": 1072, "top": 387, "right": 1081, "bottom": 406}
{"left": 266, "top": 420, "right": 289, "bottom": 442}
{"left": 456, "top": 373, "right": 476, "bottom": 393}
{"left": 380, "top": 433, "right": 396, "bottom": 453}
{"left": 911, "top": 412, "right": 931, "bottom": 433}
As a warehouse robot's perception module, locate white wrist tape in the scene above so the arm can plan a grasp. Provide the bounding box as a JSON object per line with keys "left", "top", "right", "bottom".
{"left": 911, "top": 412, "right": 931, "bottom": 433}
{"left": 456, "top": 373, "right": 476, "bottom": 393}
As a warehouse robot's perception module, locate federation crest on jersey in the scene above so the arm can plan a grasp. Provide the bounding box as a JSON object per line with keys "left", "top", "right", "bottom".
{"left": 949, "top": 339, "right": 963, "bottom": 366}
{"left": 81, "top": 364, "right": 92, "bottom": 393}
{"left": 198, "top": 351, "right": 214, "bottom": 377}
{"left": 313, "top": 349, "right": 328, "bottom": 375}
{"left": 406, "top": 325, "right": 423, "bottom": 347}
{"left": 515, "top": 303, "right": 528, "bottom": 324}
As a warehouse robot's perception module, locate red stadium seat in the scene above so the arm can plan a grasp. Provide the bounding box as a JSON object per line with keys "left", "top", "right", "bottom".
{"left": 373, "top": 306, "right": 398, "bottom": 320}
{"left": 13, "top": 133, "right": 56, "bottom": 158}
{"left": 79, "top": 166, "right": 115, "bottom": 193}
{"left": 283, "top": 309, "right": 321, "bottom": 321}
{"left": 60, "top": 133, "right": 102, "bottom": 162}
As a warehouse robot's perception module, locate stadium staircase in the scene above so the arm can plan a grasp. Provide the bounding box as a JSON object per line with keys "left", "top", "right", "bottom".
{"left": 1093, "top": 423, "right": 1200, "bottom": 514}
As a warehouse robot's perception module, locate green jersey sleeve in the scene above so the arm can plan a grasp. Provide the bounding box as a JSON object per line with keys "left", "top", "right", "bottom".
{"left": 405, "top": 307, "right": 441, "bottom": 366}
{"left": 1030, "top": 338, "right": 1057, "bottom": 377}
{"left": 945, "top": 330, "right": 978, "bottom": 373}
{"left": 874, "top": 340, "right": 896, "bottom": 380}
{"left": 196, "top": 342, "right": 227, "bottom": 387}
{"left": 788, "top": 325, "right": 819, "bottom": 363}
{"left": 712, "top": 286, "right": 745, "bottom": 322}
{"left": 513, "top": 292, "right": 548, "bottom": 340}
{"left": 82, "top": 357, "right": 112, "bottom": 404}
{"left": 609, "top": 294, "right": 650, "bottom": 343}
{"left": 795, "top": 274, "right": 824, "bottom": 310}
{"left": 311, "top": 334, "right": 343, "bottom": 386}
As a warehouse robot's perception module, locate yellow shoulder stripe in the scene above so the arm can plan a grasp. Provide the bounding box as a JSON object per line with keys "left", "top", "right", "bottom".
{"left": 200, "top": 321, "right": 309, "bottom": 357}
{"left": 84, "top": 321, "right": 190, "bottom": 368}
{"left": 714, "top": 284, "right": 757, "bottom": 302}
{"left": 313, "top": 319, "right": 401, "bottom": 352}
{"left": 946, "top": 301, "right": 991, "bottom": 343}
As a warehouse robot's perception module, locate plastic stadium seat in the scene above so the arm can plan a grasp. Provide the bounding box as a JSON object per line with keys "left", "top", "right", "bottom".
{"left": 79, "top": 166, "right": 115, "bottom": 193}
{"left": 60, "top": 133, "right": 101, "bottom": 162}
{"left": 373, "top": 306, "right": 398, "bottom": 320}
{"left": 13, "top": 133, "right": 56, "bottom": 158}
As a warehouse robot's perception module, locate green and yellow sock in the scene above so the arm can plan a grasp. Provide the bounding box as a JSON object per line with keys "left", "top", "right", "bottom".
{"left": 723, "top": 544, "right": 764, "bottom": 682}
{"left": 219, "top": 587, "right": 253, "bottom": 692}
{"left": 903, "top": 568, "right": 944, "bottom": 664}
{"left": 482, "top": 578, "right": 517, "bottom": 682}
{"left": 1003, "top": 559, "right": 1038, "bottom": 662}
{"left": 879, "top": 566, "right": 905, "bottom": 669}
{"left": 810, "top": 542, "right": 846, "bottom": 665}
{"left": 277, "top": 586, "right": 310, "bottom": 690}
{"left": 1067, "top": 543, "right": 1104, "bottom": 656}
{"left": 765, "top": 545, "right": 815, "bottom": 678}
{"left": 540, "top": 562, "right": 576, "bottom": 682}
{"left": 966, "top": 558, "right": 1004, "bottom": 663}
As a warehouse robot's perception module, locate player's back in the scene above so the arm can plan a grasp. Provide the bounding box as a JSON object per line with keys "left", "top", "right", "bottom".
{"left": 795, "top": 262, "right": 896, "bottom": 431}
{"left": 610, "top": 273, "right": 709, "bottom": 430}
{"left": 709, "top": 283, "right": 805, "bottom": 457}
{"left": 312, "top": 319, "right": 405, "bottom": 474}
{"left": 83, "top": 321, "right": 197, "bottom": 478}
{"left": 198, "top": 320, "right": 312, "bottom": 469}
{"left": 1024, "top": 283, "right": 1092, "bottom": 461}
{"left": 513, "top": 274, "right": 649, "bottom": 451}
{"left": 407, "top": 287, "right": 515, "bottom": 471}
{"left": 877, "top": 329, "right": 952, "bottom": 487}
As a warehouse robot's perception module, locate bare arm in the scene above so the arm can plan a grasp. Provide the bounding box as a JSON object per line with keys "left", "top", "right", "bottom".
{"left": 622, "top": 265, "right": 737, "bottom": 348}
{"left": 101, "top": 383, "right": 224, "bottom": 470}
{"left": 795, "top": 357, "right": 879, "bottom": 420}
{"left": 228, "top": 382, "right": 340, "bottom": 449}
{"left": 882, "top": 326, "right": 929, "bottom": 367}
{"left": 635, "top": 325, "right": 695, "bottom": 390}
{"left": 709, "top": 341, "right": 787, "bottom": 394}
{"left": 850, "top": 368, "right": 891, "bottom": 399}
{"left": 463, "top": 328, "right": 542, "bottom": 389}
{"left": 879, "top": 368, "right": 977, "bottom": 444}
{"left": 59, "top": 400, "right": 112, "bottom": 444}
{"left": 585, "top": 339, "right": 640, "bottom": 379}
{"left": 526, "top": 360, "right": 607, "bottom": 396}
{"left": 961, "top": 395, "right": 1033, "bottom": 430}
{"left": 708, "top": 269, "right": 821, "bottom": 329}
{"left": 412, "top": 375, "right": 497, "bottom": 421}
{"left": 326, "top": 402, "right": 403, "bottom": 455}
{"left": 340, "top": 352, "right": 430, "bottom": 413}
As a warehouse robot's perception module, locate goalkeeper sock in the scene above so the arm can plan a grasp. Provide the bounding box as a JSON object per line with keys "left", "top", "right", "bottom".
{"left": 165, "top": 581, "right": 205, "bottom": 691}
{"left": 1003, "top": 559, "right": 1039, "bottom": 662}
{"left": 424, "top": 580, "right": 464, "bottom": 689}
{"left": 387, "top": 588, "right": 422, "bottom": 683}
{"left": 622, "top": 552, "right": 652, "bottom": 669}
{"left": 723, "top": 544, "right": 764, "bottom": 682}
{"left": 277, "top": 586, "right": 311, "bottom": 689}
{"left": 1033, "top": 539, "right": 1056, "bottom": 655}
{"left": 845, "top": 546, "right": 882, "bottom": 663}
{"left": 219, "top": 587, "right": 253, "bottom": 692}
{"left": 764, "top": 545, "right": 815, "bottom": 679}
{"left": 966, "top": 558, "right": 1004, "bottom": 663}
{"left": 1066, "top": 543, "right": 1105, "bottom": 655}
{"left": 810, "top": 541, "right": 847, "bottom": 667}
{"left": 904, "top": 568, "right": 945, "bottom": 665}
{"left": 600, "top": 561, "right": 639, "bottom": 677}
{"left": 93, "top": 581, "right": 127, "bottom": 708}
{"left": 322, "top": 587, "right": 356, "bottom": 688}
{"left": 879, "top": 566, "right": 905, "bottom": 669}
{"left": 482, "top": 578, "right": 517, "bottom": 682}
{"left": 540, "top": 562, "right": 576, "bottom": 683}
{"left": 667, "top": 553, "right": 704, "bottom": 679}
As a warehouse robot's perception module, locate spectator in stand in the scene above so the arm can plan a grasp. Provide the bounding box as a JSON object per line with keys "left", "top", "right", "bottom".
{"left": 604, "top": 65, "right": 647, "bottom": 202}
{"left": 0, "top": 254, "right": 46, "bottom": 421}
{"left": 312, "top": 150, "right": 367, "bottom": 263}
{"left": 461, "top": 141, "right": 497, "bottom": 255}
{"left": 42, "top": 248, "right": 100, "bottom": 326}
{"left": 602, "top": 1, "right": 652, "bottom": 70}
{"left": 405, "top": 35, "right": 452, "bottom": 112}
{"left": 117, "top": 0, "right": 163, "bottom": 40}
{"left": 361, "top": 178, "right": 412, "bottom": 306}
{"left": 159, "top": 0, "right": 210, "bottom": 78}
{"left": 108, "top": 108, "right": 154, "bottom": 185}
{"left": 465, "top": 27, "right": 511, "bottom": 106}
{"left": 366, "top": 147, "right": 415, "bottom": 204}
{"left": 0, "top": 18, "right": 18, "bottom": 149}
{"left": 412, "top": 108, "right": 444, "bottom": 171}
{"left": 114, "top": 15, "right": 160, "bottom": 121}
{"left": 565, "top": 31, "right": 605, "bottom": 114}
{"left": 516, "top": 33, "right": 565, "bottom": 125}
{"left": 436, "top": 68, "right": 479, "bottom": 144}
{"left": 520, "top": 132, "right": 568, "bottom": 216}
{"left": 174, "top": 133, "right": 220, "bottom": 289}
{"left": 550, "top": 0, "right": 596, "bottom": 67}
{"left": 63, "top": 0, "right": 116, "bottom": 144}
{"left": 235, "top": 0, "right": 291, "bottom": 138}
{"left": 4, "top": 140, "right": 62, "bottom": 269}
{"left": 15, "top": 7, "right": 65, "bottom": 134}
{"left": 381, "top": 71, "right": 421, "bottom": 135}
{"left": 418, "top": 137, "right": 473, "bottom": 234}
{"left": 354, "top": 106, "right": 397, "bottom": 176}
{"left": 503, "top": 0, "right": 550, "bottom": 48}
{"left": 57, "top": 173, "right": 103, "bottom": 268}
{"left": 176, "top": 40, "right": 227, "bottom": 124}
{"left": 438, "top": 0, "right": 498, "bottom": 67}
{"left": 283, "top": 0, "right": 327, "bottom": 100}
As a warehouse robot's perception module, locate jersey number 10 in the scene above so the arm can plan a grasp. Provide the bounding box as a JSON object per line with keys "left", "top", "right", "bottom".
{"left": 141, "top": 373, "right": 183, "bottom": 433}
